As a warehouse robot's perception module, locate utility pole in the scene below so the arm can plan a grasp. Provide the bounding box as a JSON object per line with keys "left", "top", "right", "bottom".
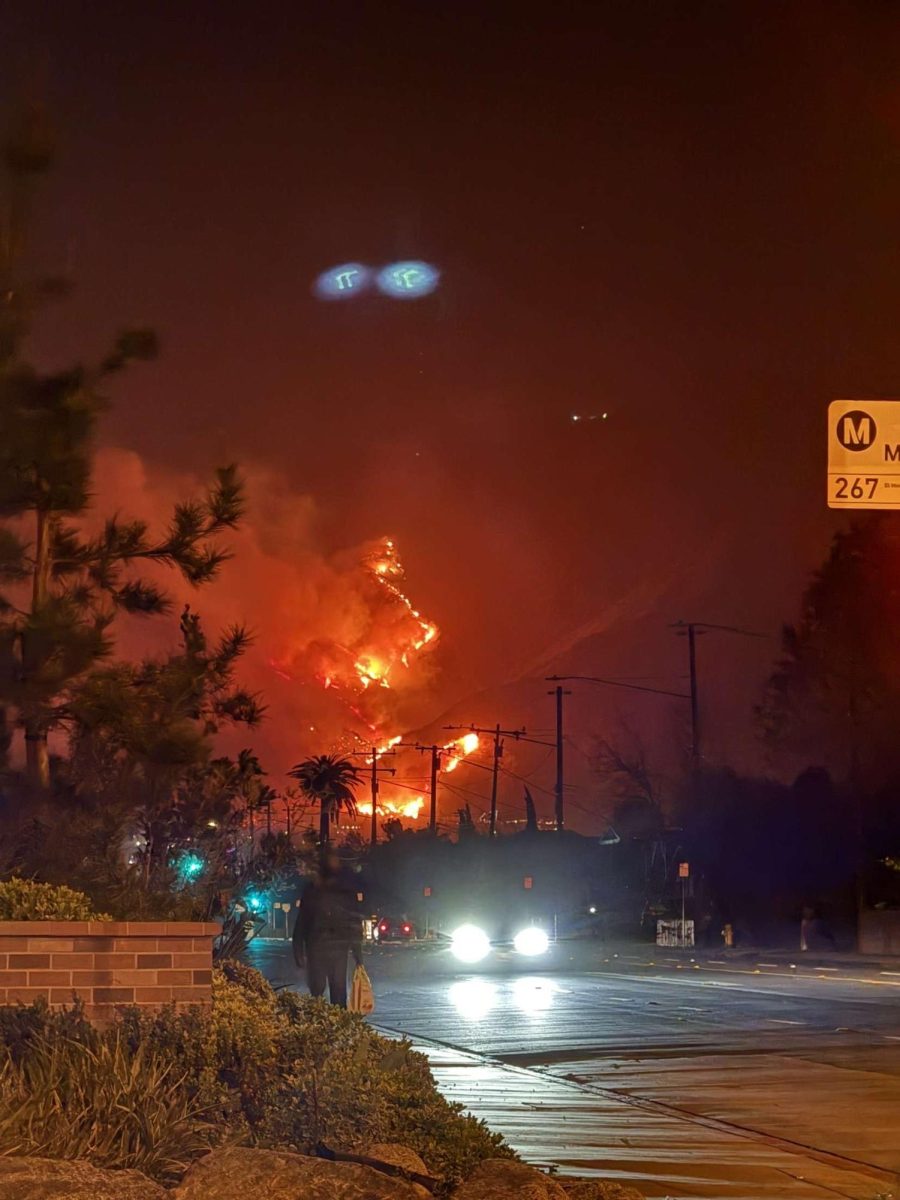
{"left": 444, "top": 723, "right": 531, "bottom": 835}
{"left": 689, "top": 625, "right": 701, "bottom": 768}
{"left": 429, "top": 745, "right": 440, "bottom": 833}
{"left": 671, "top": 621, "right": 766, "bottom": 771}
{"left": 349, "top": 747, "right": 396, "bottom": 847}
{"left": 489, "top": 724, "right": 502, "bottom": 837}
{"left": 392, "top": 741, "right": 445, "bottom": 833}
{"left": 549, "top": 685, "right": 570, "bottom": 832}
{"left": 370, "top": 747, "right": 379, "bottom": 846}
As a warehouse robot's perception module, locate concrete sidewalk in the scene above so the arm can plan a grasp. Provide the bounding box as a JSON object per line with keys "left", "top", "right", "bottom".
{"left": 382, "top": 1028, "right": 897, "bottom": 1200}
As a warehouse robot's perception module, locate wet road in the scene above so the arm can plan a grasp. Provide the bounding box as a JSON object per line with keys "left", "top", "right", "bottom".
{"left": 252, "top": 941, "right": 900, "bottom": 1199}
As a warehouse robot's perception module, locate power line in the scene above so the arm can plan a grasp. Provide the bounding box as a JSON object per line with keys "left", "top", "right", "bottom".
{"left": 547, "top": 673, "right": 690, "bottom": 700}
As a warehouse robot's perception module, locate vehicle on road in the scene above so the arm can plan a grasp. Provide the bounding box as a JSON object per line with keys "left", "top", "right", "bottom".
{"left": 441, "top": 920, "right": 554, "bottom": 966}
{"left": 374, "top": 915, "right": 416, "bottom": 941}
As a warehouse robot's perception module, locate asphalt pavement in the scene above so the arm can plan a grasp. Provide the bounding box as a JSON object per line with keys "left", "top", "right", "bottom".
{"left": 251, "top": 939, "right": 900, "bottom": 1200}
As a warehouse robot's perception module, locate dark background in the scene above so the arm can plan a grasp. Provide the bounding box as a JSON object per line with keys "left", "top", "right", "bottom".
{"left": 3, "top": 1, "right": 899, "bottom": 823}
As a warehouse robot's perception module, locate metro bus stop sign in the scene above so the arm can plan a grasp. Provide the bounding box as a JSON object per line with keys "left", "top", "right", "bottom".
{"left": 828, "top": 400, "right": 900, "bottom": 509}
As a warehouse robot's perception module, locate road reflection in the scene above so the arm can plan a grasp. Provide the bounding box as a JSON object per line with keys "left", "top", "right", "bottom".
{"left": 448, "top": 978, "right": 497, "bottom": 1020}
{"left": 448, "top": 976, "right": 561, "bottom": 1021}
{"left": 513, "top": 976, "right": 559, "bottom": 1014}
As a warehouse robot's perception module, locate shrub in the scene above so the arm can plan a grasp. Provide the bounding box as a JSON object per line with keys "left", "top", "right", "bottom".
{"left": 129, "top": 965, "right": 511, "bottom": 1190}
{"left": 0, "top": 1034, "right": 213, "bottom": 1182}
{"left": 0, "top": 966, "right": 510, "bottom": 1192}
{"left": 0, "top": 997, "right": 98, "bottom": 1065}
{"left": 0, "top": 878, "right": 110, "bottom": 921}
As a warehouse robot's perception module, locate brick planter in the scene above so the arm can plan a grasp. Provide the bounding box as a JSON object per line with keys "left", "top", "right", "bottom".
{"left": 0, "top": 921, "right": 220, "bottom": 1024}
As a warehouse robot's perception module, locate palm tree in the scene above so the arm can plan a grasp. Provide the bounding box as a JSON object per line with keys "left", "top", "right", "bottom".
{"left": 289, "top": 754, "right": 361, "bottom": 852}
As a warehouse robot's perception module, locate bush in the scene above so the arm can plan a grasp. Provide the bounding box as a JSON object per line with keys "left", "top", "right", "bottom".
{"left": 0, "top": 1034, "right": 213, "bottom": 1182}
{"left": 0, "top": 966, "right": 510, "bottom": 1192}
{"left": 0, "top": 877, "right": 110, "bottom": 921}
{"left": 128, "top": 965, "right": 511, "bottom": 1190}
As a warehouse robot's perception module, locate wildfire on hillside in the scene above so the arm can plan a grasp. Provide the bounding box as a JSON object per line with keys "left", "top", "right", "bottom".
{"left": 358, "top": 795, "right": 426, "bottom": 820}
{"left": 272, "top": 537, "right": 480, "bottom": 823}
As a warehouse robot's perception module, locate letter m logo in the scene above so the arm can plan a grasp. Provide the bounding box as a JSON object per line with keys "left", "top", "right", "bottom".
{"left": 837, "top": 410, "right": 876, "bottom": 452}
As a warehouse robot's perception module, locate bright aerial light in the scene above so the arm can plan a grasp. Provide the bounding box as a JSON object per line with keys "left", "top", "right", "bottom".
{"left": 450, "top": 924, "right": 491, "bottom": 963}
{"left": 376, "top": 260, "right": 440, "bottom": 298}
{"left": 314, "top": 262, "right": 372, "bottom": 299}
{"left": 513, "top": 927, "right": 550, "bottom": 957}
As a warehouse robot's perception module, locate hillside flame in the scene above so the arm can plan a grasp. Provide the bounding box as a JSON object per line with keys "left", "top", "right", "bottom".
{"left": 274, "top": 537, "right": 440, "bottom": 705}
{"left": 358, "top": 795, "right": 426, "bottom": 820}
{"left": 444, "top": 731, "right": 479, "bottom": 771}
{"left": 273, "top": 537, "right": 482, "bottom": 826}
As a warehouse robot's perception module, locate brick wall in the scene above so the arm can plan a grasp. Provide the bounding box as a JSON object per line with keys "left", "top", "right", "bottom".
{"left": 0, "top": 921, "right": 219, "bottom": 1024}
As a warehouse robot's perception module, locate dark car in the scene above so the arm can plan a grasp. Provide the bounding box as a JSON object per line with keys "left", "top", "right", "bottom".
{"left": 375, "top": 916, "right": 415, "bottom": 942}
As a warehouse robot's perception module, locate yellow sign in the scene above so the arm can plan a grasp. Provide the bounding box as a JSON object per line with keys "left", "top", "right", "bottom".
{"left": 828, "top": 400, "right": 900, "bottom": 509}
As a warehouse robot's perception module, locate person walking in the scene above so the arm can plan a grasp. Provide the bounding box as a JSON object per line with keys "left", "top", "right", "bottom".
{"left": 292, "top": 853, "right": 363, "bottom": 1008}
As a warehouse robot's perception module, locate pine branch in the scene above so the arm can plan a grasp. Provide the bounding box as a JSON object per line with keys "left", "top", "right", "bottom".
{"left": 215, "top": 624, "right": 253, "bottom": 666}
{"left": 115, "top": 580, "right": 172, "bottom": 616}
{"left": 211, "top": 690, "right": 266, "bottom": 728}
{"left": 205, "top": 464, "right": 245, "bottom": 530}
{"left": 177, "top": 545, "right": 231, "bottom": 585}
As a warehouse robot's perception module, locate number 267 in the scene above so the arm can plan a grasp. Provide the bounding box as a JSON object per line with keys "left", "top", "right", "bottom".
{"left": 835, "top": 477, "right": 878, "bottom": 499}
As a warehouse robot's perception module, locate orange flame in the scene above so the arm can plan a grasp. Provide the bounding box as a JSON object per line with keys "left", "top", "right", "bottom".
{"left": 444, "top": 732, "right": 480, "bottom": 772}
{"left": 277, "top": 538, "right": 483, "bottom": 826}
{"left": 358, "top": 795, "right": 426, "bottom": 819}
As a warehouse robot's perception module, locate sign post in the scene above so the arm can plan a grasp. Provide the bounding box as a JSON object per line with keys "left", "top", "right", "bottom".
{"left": 828, "top": 400, "right": 900, "bottom": 509}
{"left": 678, "top": 862, "right": 690, "bottom": 947}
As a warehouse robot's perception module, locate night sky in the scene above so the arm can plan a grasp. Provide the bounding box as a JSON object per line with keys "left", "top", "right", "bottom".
{"left": 3, "top": 2, "right": 900, "bottom": 820}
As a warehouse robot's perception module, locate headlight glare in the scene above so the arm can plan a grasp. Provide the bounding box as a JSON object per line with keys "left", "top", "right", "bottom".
{"left": 513, "top": 927, "right": 550, "bottom": 956}
{"left": 450, "top": 924, "right": 491, "bottom": 963}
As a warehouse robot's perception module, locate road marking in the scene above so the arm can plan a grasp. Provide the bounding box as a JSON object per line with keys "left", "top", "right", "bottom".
{"left": 757, "top": 962, "right": 778, "bottom": 967}
{"left": 767, "top": 1018, "right": 804, "bottom": 1025}
{"left": 619, "top": 959, "right": 900, "bottom": 989}
{"left": 815, "top": 966, "right": 839, "bottom": 971}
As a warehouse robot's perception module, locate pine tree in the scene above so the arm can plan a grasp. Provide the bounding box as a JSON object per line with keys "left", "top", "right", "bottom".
{"left": 66, "top": 606, "right": 264, "bottom": 884}
{"left": 0, "top": 107, "right": 245, "bottom": 788}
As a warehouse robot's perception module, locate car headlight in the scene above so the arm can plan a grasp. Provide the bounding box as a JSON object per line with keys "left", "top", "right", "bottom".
{"left": 513, "top": 927, "right": 549, "bottom": 956}
{"left": 450, "top": 924, "right": 491, "bottom": 963}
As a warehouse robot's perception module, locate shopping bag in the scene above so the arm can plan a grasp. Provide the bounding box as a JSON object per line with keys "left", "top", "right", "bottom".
{"left": 349, "top": 964, "right": 375, "bottom": 1014}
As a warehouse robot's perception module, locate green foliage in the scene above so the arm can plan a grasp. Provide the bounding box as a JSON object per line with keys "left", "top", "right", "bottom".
{"left": 126, "top": 965, "right": 510, "bottom": 1190}
{"left": 0, "top": 1034, "right": 213, "bottom": 1183}
{"left": 0, "top": 877, "right": 109, "bottom": 921}
{"left": 0, "top": 967, "right": 510, "bottom": 1190}
{"left": 0, "top": 997, "right": 97, "bottom": 1065}
{"left": 0, "top": 114, "right": 249, "bottom": 788}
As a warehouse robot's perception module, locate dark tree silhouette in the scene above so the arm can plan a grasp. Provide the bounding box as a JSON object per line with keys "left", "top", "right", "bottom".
{"left": 0, "top": 108, "right": 245, "bottom": 788}
{"left": 289, "top": 754, "right": 361, "bottom": 852}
